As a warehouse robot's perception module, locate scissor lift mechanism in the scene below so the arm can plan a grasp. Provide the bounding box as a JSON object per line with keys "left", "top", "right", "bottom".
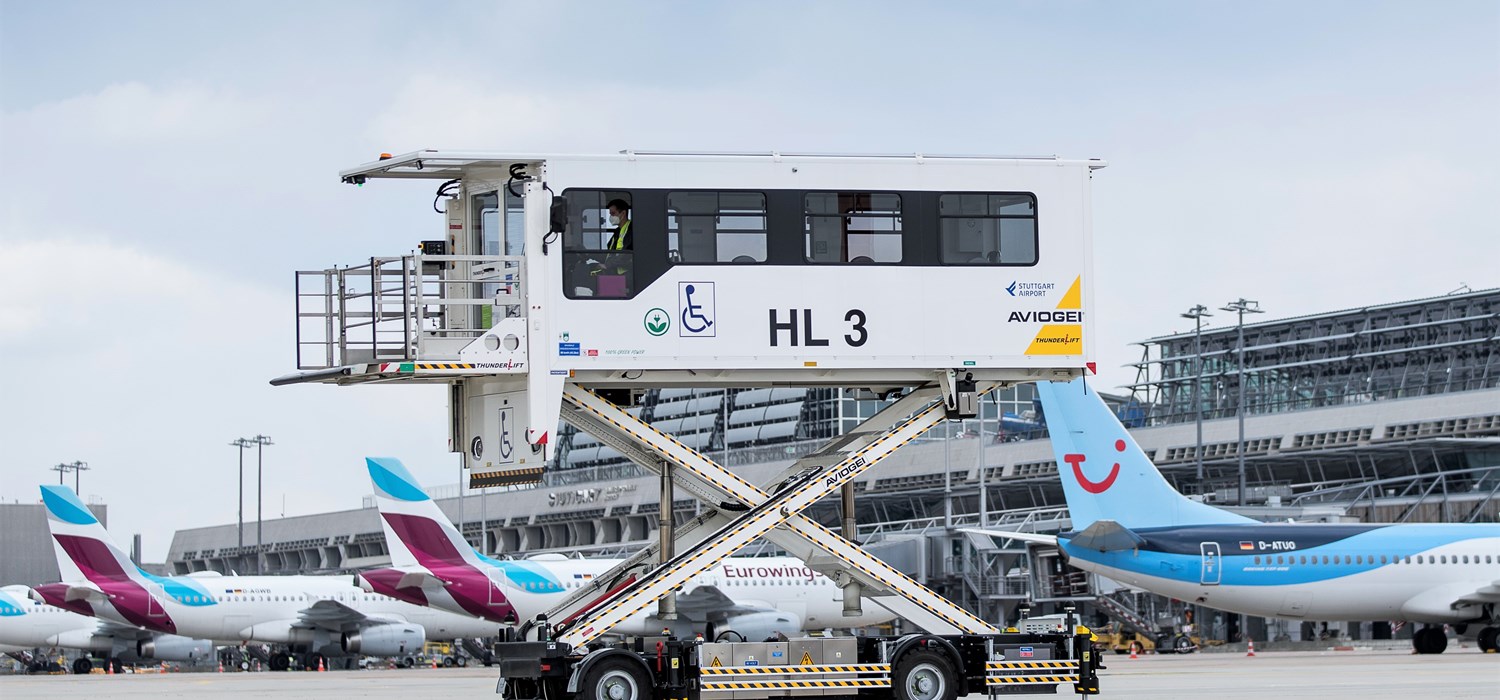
{"left": 494, "top": 378, "right": 1101, "bottom": 699}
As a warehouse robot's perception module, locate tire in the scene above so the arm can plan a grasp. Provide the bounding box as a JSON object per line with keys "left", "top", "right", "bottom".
{"left": 456, "top": 656, "right": 468, "bottom": 667}
{"left": 269, "top": 653, "right": 291, "bottom": 672}
{"left": 1477, "top": 627, "right": 1499, "bottom": 653}
{"left": 714, "top": 630, "right": 746, "bottom": 643}
{"left": 893, "top": 650, "right": 958, "bottom": 700}
{"left": 401, "top": 656, "right": 415, "bottom": 668}
{"left": 1173, "top": 635, "right": 1195, "bottom": 654}
{"left": 72, "top": 657, "right": 94, "bottom": 675}
{"left": 443, "top": 656, "right": 456, "bottom": 667}
{"left": 112, "top": 659, "right": 125, "bottom": 675}
{"left": 1130, "top": 640, "right": 1145, "bottom": 655}
{"left": 1413, "top": 628, "right": 1449, "bottom": 654}
{"left": 580, "top": 657, "right": 650, "bottom": 700}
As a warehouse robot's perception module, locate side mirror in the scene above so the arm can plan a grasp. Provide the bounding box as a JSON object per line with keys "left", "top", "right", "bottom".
{"left": 550, "top": 198, "right": 568, "bottom": 234}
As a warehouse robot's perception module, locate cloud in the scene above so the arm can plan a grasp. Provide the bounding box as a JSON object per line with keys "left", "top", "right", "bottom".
{"left": 1, "top": 81, "right": 269, "bottom": 146}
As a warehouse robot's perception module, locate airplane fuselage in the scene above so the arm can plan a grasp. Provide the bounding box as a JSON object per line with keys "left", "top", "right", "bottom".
{"left": 38, "top": 573, "right": 498, "bottom": 646}
{"left": 1062, "top": 522, "right": 1500, "bottom": 622}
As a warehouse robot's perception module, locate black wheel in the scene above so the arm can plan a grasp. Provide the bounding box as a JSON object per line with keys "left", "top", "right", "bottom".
{"left": 112, "top": 659, "right": 125, "bottom": 675}
{"left": 401, "top": 656, "right": 415, "bottom": 668}
{"left": 893, "top": 650, "right": 957, "bottom": 700}
{"left": 713, "top": 630, "right": 746, "bottom": 642}
{"left": 1172, "top": 635, "right": 1196, "bottom": 654}
{"left": 580, "top": 657, "right": 649, "bottom": 700}
{"left": 269, "top": 653, "right": 291, "bottom": 671}
{"left": 442, "top": 656, "right": 456, "bottom": 667}
{"left": 1478, "top": 626, "right": 1499, "bottom": 653}
{"left": 455, "top": 655, "right": 468, "bottom": 667}
{"left": 72, "top": 657, "right": 94, "bottom": 675}
{"left": 1413, "top": 627, "right": 1449, "bottom": 654}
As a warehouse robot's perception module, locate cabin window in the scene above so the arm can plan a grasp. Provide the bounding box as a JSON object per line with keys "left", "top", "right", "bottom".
{"left": 1462, "top": 555, "right": 1469, "bottom": 564}
{"left": 804, "top": 192, "right": 903, "bottom": 263}
{"left": 1321, "top": 556, "right": 1329, "bottom": 565}
{"left": 562, "top": 189, "right": 636, "bottom": 299}
{"left": 1380, "top": 555, "right": 1388, "bottom": 564}
{"left": 937, "top": 193, "right": 1038, "bottom": 265}
{"left": 1254, "top": 556, "right": 1261, "bottom": 565}
{"left": 667, "top": 191, "right": 768, "bottom": 263}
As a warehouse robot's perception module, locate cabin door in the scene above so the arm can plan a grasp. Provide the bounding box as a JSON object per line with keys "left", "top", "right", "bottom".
{"left": 1199, "top": 542, "right": 1222, "bottom": 585}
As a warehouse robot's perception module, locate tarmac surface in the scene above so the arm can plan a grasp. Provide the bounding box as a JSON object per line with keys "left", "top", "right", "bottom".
{"left": 1, "top": 649, "right": 1495, "bottom": 699}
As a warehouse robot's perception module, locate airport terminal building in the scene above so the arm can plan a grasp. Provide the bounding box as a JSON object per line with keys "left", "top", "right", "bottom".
{"left": 166, "top": 288, "right": 1500, "bottom": 642}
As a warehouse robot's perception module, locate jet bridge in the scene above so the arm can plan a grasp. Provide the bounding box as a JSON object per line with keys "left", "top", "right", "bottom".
{"left": 276, "top": 150, "right": 1105, "bottom": 698}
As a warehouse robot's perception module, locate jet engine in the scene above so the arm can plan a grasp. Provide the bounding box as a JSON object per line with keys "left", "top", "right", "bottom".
{"left": 136, "top": 635, "right": 214, "bottom": 662}
{"left": 707, "top": 611, "right": 802, "bottom": 642}
{"left": 341, "top": 622, "right": 425, "bottom": 656}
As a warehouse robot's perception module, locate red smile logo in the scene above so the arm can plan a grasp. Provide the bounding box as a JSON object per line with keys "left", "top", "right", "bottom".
{"left": 1063, "top": 439, "right": 1127, "bottom": 494}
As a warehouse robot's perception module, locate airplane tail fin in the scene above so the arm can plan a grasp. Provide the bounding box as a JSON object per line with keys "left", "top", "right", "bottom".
{"left": 1036, "top": 378, "right": 1254, "bottom": 529}
{"left": 365, "top": 457, "right": 479, "bottom": 569}
{"left": 39, "top": 485, "right": 143, "bottom": 584}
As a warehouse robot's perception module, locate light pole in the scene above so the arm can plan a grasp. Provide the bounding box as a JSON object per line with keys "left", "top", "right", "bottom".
{"left": 1219, "top": 299, "right": 1264, "bottom": 507}
{"left": 1181, "top": 306, "right": 1212, "bottom": 484}
{"left": 250, "top": 435, "right": 273, "bottom": 574}
{"left": 230, "top": 438, "right": 254, "bottom": 552}
{"left": 51, "top": 461, "right": 90, "bottom": 492}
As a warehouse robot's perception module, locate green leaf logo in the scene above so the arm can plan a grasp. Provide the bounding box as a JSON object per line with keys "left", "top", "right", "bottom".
{"left": 644, "top": 308, "right": 670, "bottom": 336}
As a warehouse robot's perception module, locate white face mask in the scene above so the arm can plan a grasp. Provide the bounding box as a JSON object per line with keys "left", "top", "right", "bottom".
{"left": 609, "top": 214, "right": 622, "bottom": 226}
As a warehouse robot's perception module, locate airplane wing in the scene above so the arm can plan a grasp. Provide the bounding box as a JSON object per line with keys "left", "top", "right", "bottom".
{"left": 94, "top": 618, "right": 156, "bottom": 641}
{"left": 296, "top": 598, "right": 406, "bottom": 632}
{"left": 958, "top": 528, "right": 1059, "bottom": 546}
{"left": 1069, "top": 520, "right": 1146, "bottom": 552}
{"left": 672, "top": 585, "right": 778, "bottom": 622}
{"left": 1455, "top": 579, "right": 1500, "bottom": 605}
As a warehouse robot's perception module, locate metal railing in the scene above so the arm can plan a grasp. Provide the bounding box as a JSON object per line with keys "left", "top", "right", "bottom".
{"left": 295, "top": 254, "right": 524, "bottom": 369}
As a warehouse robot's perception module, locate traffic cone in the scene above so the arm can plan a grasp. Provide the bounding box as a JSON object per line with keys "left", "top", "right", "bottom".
{"left": 1128, "top": 644, "right": 1138, "bottom": 659}
{"left": 106, "top": 661, "right": 113, "bottom": 675}
{"left": 1246, "top": 638, "right": 1256, "bottom": 657}
{"left": 218, "top": 658, "right": 224, "bottom": 673}
{"left": 318, "top": 656, "right": 326, "bottom": 672}
{"left": 161, "top": 661, "right": 169, "bottom": 673}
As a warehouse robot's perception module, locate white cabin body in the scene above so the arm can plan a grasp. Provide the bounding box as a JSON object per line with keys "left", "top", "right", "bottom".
{"left": 286, "top": 150, "right": 1103, "bottom": 476}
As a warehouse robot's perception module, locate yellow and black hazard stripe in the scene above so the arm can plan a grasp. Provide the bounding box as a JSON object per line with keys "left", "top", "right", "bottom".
{"left": 985, "top": 661, "right": 1079, "bottom": 670}
{"left": 414, "top": 362, "right": 475, "bottom": 370}
{"left": 701, "top": 664, "right": 888, "bottom": 675}
{"left": 986, "top": 675, "right": 1081, "bottom": 685}
{"left": 701, "top": 679, "right": 891, "bottom": 690}
{"left": 470, "top": 467, "right": 544, "bottom": 488}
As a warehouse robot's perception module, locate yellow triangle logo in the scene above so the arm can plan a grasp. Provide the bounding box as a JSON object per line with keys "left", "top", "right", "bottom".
{"left": 710, "top": 656, "right": 723, "bottom": 667}
{"left": 800, "top": 651, "right": 814, "bottom": 665}
{"left": 1056, "top": 276, "right": 1081, "bottom": 310}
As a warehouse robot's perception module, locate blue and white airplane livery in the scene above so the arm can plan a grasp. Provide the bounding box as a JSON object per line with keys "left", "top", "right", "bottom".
{"left": 970, "top": 378, "right": 1500, "bottom": 655}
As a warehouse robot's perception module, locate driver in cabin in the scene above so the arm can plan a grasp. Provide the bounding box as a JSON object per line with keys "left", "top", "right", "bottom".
{"left": 587, "top": 198, "right": 633, "bottom": 296}
{"left": 605, "top": 198, "right": 633, "bottom": 252}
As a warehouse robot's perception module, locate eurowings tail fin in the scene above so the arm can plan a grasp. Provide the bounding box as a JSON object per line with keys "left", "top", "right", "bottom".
{"left": 365, "top": 457, "right": 482, "bottom": 570}
{"left": 1036, "top": 378, "right": 1254, "bottom": 529}
{"left": 39, "top": 485, "right": 145, "bottom": 585}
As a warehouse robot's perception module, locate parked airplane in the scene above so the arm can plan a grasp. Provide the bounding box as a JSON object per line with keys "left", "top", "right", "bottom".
{"left": 359, "top": 457, "right": 894, "bottom": 641}
{"left": 966, "top": 377, "right": 1500, "bottom": 655}
{"left": 1, "top": 584, "right": 211, "bottom": 673}
{"left": 33, "top": 485, "right": 498, "bottom": 670}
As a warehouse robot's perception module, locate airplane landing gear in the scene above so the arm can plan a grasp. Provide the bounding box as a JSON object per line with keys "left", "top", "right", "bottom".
{"left": 1413, "top": 627, "right": 1448, "bottom": 654}
{"left": 1477, "top": 626, "right": 1499, "bottom": 653}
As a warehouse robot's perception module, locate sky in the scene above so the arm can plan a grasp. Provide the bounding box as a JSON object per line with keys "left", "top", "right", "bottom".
{"left": 1, "top": 1, "right": 1496, "bottom": 561}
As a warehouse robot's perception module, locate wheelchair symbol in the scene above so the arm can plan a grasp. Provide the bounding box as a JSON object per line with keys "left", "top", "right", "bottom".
{"left": 681, "top": 284, "right": 714, "bottom": 334}
{"left": 497, "top": 407, "right": 514, "bottom": 461}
